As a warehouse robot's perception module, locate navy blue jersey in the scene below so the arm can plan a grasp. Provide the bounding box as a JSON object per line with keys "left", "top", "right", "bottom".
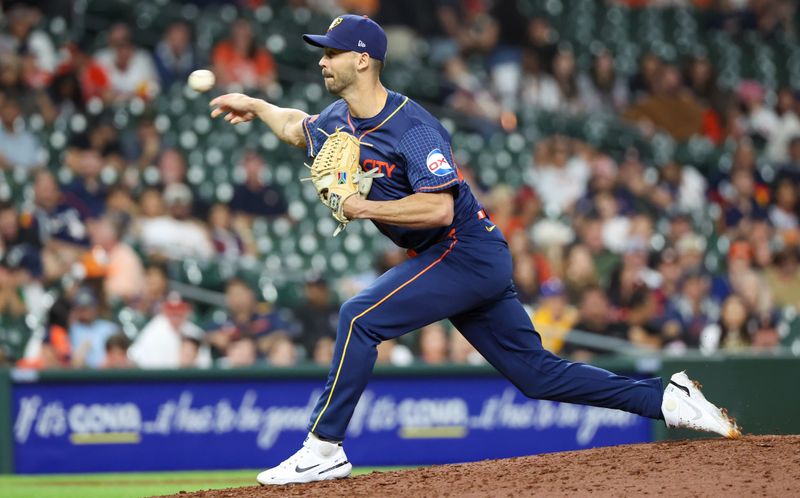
{"left": 302, "top": 90, "right": 483, "bottom": 252}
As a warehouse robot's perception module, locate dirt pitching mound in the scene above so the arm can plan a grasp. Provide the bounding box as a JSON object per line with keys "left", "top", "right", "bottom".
{"left": 159, "top": 435, "right": 800, "bottom": 498}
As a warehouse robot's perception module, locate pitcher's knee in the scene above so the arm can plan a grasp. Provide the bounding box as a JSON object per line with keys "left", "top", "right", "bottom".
{"left": 338, "top": 298, "right": 360, "bottom": 327}
{"left": 337, "top": 298, "right": 381, "bottom": 343}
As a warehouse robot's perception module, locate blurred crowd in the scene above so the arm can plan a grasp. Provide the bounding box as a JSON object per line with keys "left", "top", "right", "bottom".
{"left": 0, "top": 0, "right": 799, "bottom": 370}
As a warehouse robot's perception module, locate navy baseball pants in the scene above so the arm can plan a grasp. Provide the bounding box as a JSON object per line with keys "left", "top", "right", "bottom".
{"left": 308, "top": 219, "right": 664, "bottom": 441}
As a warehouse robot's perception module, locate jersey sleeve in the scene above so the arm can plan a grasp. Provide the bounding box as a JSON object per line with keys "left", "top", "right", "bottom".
{"left": 301, "top": 101, "right": 340, "bottom": 158}
{"left": 301, "top": 114, "right": 324, "bottom": 158}
{"left": 397, "top": 125, "right": 460, "bottom": 193}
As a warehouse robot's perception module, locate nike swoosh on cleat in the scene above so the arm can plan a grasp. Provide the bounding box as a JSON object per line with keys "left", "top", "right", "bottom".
{"left": 485, "top": 225, "right": 496, "bottom": 232}
{"left": 684, "top": 399, "right": 703, "bottom": 421}
{"left": 319, "top": 460, "right": 349, "bottom": 475}
{"left": 670, "top": 380, "right": 691, "bottom": 397}
{"left": 295, "top": 463, "right": 321, "bottom": 473}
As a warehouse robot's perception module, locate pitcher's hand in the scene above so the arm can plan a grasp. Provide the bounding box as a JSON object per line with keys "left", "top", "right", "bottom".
{"left": 210, "top": 93, "right": 258, "bottom": 124}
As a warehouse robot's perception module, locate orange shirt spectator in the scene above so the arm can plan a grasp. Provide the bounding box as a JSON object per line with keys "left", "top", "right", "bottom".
{"left": 212, "top": 18, "right": 276, "bottom": 90}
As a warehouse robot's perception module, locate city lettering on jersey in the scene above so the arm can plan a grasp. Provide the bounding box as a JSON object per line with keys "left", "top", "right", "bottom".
{"left": 362, "top": 158, "right": 396, "bottom": 178}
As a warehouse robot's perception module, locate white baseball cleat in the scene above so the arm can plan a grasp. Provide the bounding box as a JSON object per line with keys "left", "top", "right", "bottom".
{"left": 662, "top": 371, "right": 741, "bottom": 439}
{"left": 256, "top": 433, "right": 352, "bottom": 485}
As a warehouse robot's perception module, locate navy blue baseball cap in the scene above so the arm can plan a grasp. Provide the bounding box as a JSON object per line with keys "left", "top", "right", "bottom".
{"left": 303, "top": 14, "right": 387, "bottom": 62}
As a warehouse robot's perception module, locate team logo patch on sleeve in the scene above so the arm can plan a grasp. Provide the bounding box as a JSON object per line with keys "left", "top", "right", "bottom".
{"left": 426, "top": 149, "right": 454, "bottom": 177}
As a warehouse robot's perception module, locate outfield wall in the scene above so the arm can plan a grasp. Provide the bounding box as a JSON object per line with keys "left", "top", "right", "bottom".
{"left": 0, "top": 355, "right": 797, "bottom": 474}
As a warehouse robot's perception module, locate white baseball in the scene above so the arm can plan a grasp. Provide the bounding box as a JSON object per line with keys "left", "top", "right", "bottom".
{"left": 188, "top": 69, "right": 215, "bottom": 92}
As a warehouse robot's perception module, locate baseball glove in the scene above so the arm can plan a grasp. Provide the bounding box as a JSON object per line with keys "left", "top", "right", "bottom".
{"left": 302, "top": 128, "right": 383, "bottom": 236}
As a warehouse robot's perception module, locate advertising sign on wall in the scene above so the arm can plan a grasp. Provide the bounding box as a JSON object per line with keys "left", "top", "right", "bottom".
{"left": 12, "top": 375, "right": 651, "bottom": 473}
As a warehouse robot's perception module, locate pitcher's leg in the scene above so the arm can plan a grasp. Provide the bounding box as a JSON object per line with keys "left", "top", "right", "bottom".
{"left": 309, "top": 237, "right": 497, "bottom": 440}
{"left": 450, "top": 292, "right": 664, "bottom": 419}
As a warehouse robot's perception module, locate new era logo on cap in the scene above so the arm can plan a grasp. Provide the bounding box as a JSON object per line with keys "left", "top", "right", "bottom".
{"left": 303, "top": 14, "right": 387, "bottom": 62}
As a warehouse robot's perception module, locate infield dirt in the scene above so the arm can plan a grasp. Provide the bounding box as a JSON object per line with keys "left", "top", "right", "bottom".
{"left": 157, "top": 435, "right": 800, "bottom": 497}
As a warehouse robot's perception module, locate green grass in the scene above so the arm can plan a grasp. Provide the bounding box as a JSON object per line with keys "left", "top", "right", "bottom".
{"left": 0, "top": 468, "right": 407, "bottom": 498}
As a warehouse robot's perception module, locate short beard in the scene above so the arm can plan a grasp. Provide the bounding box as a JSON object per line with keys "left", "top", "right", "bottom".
{"left": 324, "top": 68, "right": 357, "bottom": 95}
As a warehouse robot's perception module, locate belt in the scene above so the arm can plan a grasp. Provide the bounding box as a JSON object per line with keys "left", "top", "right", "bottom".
{"left": 406, "top": 209, "right": 488, "bottom": 258}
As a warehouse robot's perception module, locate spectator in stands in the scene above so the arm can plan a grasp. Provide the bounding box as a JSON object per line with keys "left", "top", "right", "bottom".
{"left": 662, "top": 268, "right": 719, "bottom": 350}
{"left": 575, "top": 216, "right": 617, "bottom": 286}
{"left": 615, "top": 150, "right": 655, "bottom": 210}
{"left": 178, "top": 337, "right": 202, "bottom": 368}
{"left": 0, "top": 5, "right": 57, "bottom": 86}
{"left": 655, "top": 248, "right": 682, "bottom": 305}
{"left": 121, "top": 117, "right": 161, "bottom": 169}
{"left": 625, "top": 286, "right": 663, "bottom": 350}
{"left": 562, "top": 243, "right": 600, "bottom": 302}
{"left": 153, "top": 21, "right": 198, "bottom": 91}
{"left": 778, "top": 136, "right": 800, "bottom": 182}
{"left": 230, "top": 150, "right": 288, "bottom": 220}
{"left": 607, "top": 238, "right": 658, "bottom": 315}
{"left": 441, "top": 55, "right": 503, "bottom": 134}
{"left": 292, "top": 274, "right": 339, "bottom": 358}
{"left": 62, "top": 148, "right": 107, "bottom": 219}
{"left": 205, "top": 278, "right": 297, "bottom": 359}
{"left": 220, "top": 336, "right": 258, "bottom": 368}
{"left": 768, "top": 176, "right": 799, "bottom": 234}
{"left": 100, "top": 333, "right": 134, "bottom": 369}
{"left": 485, "top": 185, "right": 524, "bottom": 240}
{"left": 628, "top": 51, "right": 662, "bottom": 101}
{"left": 625, "top": 63, "right": 706, "bottom": 141}
{"left": 209, "top": 203, "right": 246, "bottom": 259}
{"left": 212, "top": 17, "right": 276, "bottom": 90}
{"left": 531, "top": 278, "right": 577, "bottom": 354}
{"left": 675, "top": 233, "right": 706, "bottom": 273}
{"left": 28, "top": 169, "right": 89, "bottom": 282}
{"left": 0, "top": 200, "right": 41, "bottom": 274}
{"left": 312, "top": 336, "right": 335, "bottom": 367}
{"left": 0, "top": 93, "right": 43, "bottom": 170}
{"left": 94, "top": 23, "right": 159, "bottom": 100}
{"left": 764, "top": 245, "right": 800, "bottom": 309}
{"left": 84, "top": 212, "right": 145, "bottom": 303}
{"left": 530, "top": 136, "right": 590, "bottom": 215}
{"left": 684, "top": 53, "right": 727, "bottom": 116}
{"left": 0, "top": 259, "right": 27, "bottom": 318}
{"left": 512, "top": 248, "right": 539, "bottom": 305}
{"left": 375, "top": 338, "right": 413, "bottom": 366}
{"left": 68, "top": 286, "right": 119, "bottom": 369}
{"left": 527, "top": 15, "right": 558, "bottom": 74}
{"left": 448, "top": 330, "right": 484, "bottom": 365}
{"left": 563, "top": 286, "right": 629, "bottom": 360}
{"left": 55, "top": 42, "right": 112, "bottom": 104}
{"left": 765, "top": 88, "right": 800, "bottom": 163}
{"left": 156, "top": 148, "right": 208, "bottom": 219}
{"left": 683, "top": 53, "right": 726, "bottom": 145}
{"left": 138, "top": 183, "right": 214, "bottom": 260}
{"left": 700, "top": 294, "right": 753, "bottom": 354}
{"left": 0, "top": 53, "right": 54, "bottom": 121}
{"left": 731, "top": 269, "right": 775, "bottom": 324}
{"left": 664, "top": 212, "right": 695, "bottom": 247}
{"left": 660, "top": 154, "right": 701, "bottom": 209}
{"left": 37, "top": 296, "right": 71, "bottom": 368}
{"left": 722, "top": 167, "right": 769, "bottom": 234}
{"left": 129, "top": 292, "right": 211, "bottom": 369}
{"left": 736, "top": 80, "right": 778, "bottom": 147}
{"left": 550, "top": 45, "right": 582, "bottom": 114}
{"left": 134, "top": 263, "right": 170, "bottom": 316}
{"left": 266, "top": 335, "right": 297, "bottom": 367}
{"left": 517, "top": 48, "right": 561, "bottom": 112}
{"left": 419, "top": 322, "right": 449, "bottom": 365}
{"left": 577, "top": 47, "right": 629, "bottom": 114}
{"left": 434, "top": 0, "right": 499, "bottom": 58}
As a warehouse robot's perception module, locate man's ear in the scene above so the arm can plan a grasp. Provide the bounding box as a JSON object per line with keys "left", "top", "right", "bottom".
{"left": 356, "top": 52, "right": 371, "bottom": 72}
